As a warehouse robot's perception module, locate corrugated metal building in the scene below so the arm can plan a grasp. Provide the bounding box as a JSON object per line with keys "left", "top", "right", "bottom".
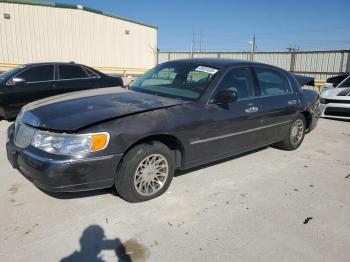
{"left": 158, "top": 50, "right": 350, "bottom": 80}
{"left": 0, "top": 0, "right": 157, "bottom": 74}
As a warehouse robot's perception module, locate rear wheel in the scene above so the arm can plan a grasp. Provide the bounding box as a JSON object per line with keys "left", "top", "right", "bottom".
{"left": 276, "top": 114, "right": 306, "bottom": 150}
{"left": 115, "top": 141, "right": 174, "bottom": 202}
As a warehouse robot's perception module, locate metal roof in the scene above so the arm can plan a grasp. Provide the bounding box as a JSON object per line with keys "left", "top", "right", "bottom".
{"left": 0, "top": 0, "right": 158, "bottom": 29}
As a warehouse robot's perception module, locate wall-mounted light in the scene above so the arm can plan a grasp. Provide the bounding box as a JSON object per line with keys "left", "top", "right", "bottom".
{"left": 4, "top": 13, "right": 11, "bottom": 19}
{"left": 125, "top": 29, "right": 130, "bottom": 35}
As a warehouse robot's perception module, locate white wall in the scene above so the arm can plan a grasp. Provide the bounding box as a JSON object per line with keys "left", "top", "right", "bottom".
{"left": 0, "top": 2, "right": 157, "bottom": 74}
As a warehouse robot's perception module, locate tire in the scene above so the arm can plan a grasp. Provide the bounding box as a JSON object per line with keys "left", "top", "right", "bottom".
{"left": 0, "top": 107, "right": 14, "bottom": 121}
{"left": 0, "top": 107, "right": 6, "bottom": 120}
{"left": 275, "top": 114, "right": 306, "bottom": 151}
{"left": 115, "top": 141, "right": 175, "bottom": 203}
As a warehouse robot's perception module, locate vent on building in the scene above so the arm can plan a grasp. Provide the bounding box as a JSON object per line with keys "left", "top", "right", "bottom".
{"left": 4, "top": 13, "right": 11, "bottom": 19}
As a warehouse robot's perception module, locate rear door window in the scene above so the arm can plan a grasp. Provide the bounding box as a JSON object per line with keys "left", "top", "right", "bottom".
{"left": 16, "top": 65, "right": 54, "bottom": 82}
{"left": 255, "top": 68, "right": 292, "bottom": 96}
{"left": 58, "top": 65, "right": 88, "bottom": 80}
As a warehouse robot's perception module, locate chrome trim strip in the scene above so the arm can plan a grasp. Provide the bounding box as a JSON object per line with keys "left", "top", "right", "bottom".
{"left": 5, "top": 64, "right": 100, "bottom": 85}
{"left": 190, "top": 120, "right": 291, "bottom": 145}
{"left": 21, "top": 75, "right": 100, "bottom": 84}
{"left": 24, "top": 80, "right": 53, "bottom": 84}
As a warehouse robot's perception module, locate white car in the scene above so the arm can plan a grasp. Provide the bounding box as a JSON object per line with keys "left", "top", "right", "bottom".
{"left": 320, "top": 75, "right": 350, "bottom": 120}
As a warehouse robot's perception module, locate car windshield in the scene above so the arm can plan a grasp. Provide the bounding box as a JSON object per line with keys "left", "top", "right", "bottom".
{"left": 338, "top": 76, "right": 350, "bottom": 88}
{"left": 0, "top": 66, "right": 26, "bottom": 82}
{"left": 129, "top": 62, "right": 219, "bottom": 101}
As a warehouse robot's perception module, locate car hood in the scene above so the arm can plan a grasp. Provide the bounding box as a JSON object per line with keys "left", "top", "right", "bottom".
{"left": 20, "top": 87, "right": 187, "bottom": 131}
{"left": 321, "top": 87, "right": 350, "bottom": 98}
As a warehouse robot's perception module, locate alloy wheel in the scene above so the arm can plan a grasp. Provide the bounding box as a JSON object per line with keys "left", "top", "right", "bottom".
{"left": 134, "top": 154, "right": 169, "bottom": 196}
{"left": 290, "top": 119, "right": 304, "bottom": 146}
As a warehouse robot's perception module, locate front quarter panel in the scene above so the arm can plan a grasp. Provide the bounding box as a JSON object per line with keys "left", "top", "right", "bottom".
{"left": 79, "top": 103, "right": 201, "bottom": 157}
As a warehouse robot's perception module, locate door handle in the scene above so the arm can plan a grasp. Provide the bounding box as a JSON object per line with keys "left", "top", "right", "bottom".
{"left": 288, "top": 100, "right": 297, "bottom": 105}
{"left": 245, "top": 106, "right": 259, "bottom": 113}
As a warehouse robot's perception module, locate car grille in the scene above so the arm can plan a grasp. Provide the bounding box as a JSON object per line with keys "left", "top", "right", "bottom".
{"left": 14, "top": 121, "right": 36, "bottom": 148}
{"left": 324, "top": 107, "right": 350, "bottom": 118}
{"left": 323, "top": 99, "right": 350, "bottom": 104}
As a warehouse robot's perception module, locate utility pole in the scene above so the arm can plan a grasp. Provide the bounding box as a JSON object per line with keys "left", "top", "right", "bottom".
{"left": 248, "top": 34, "right": 256, "bottom": 61}
{"left": 191, "top": 30, "right": 196, "bottom": 55}
{"left": 287, "top": 45, "right": 300, "bottom": 72}
{"left": 191, "top": 30, "right": 204, "bottom": 54}
{"left": 253, "top": 34, "right": 256, "bottom": 53}
{"left": 199, "top": 31, "right": 204, "bottom": 52}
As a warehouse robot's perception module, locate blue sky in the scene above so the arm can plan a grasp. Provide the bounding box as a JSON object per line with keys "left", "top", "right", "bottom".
{"left": 47, "top": 0, "right": 349, "bottom": 51}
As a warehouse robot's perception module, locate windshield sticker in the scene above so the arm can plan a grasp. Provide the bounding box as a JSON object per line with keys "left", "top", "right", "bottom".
{"left": 195, "top": 66, "right": 218, "bottom": 75}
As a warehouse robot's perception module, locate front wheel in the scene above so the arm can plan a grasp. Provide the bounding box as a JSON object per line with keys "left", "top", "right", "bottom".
{"left": 115, "top": 141, "right": 174, "bottom": 202}
{"left": 0, "top": 107, "right": 6, "bottom": 120}
{"left": 276, "top": 114, "right": 306, "bottom": 151}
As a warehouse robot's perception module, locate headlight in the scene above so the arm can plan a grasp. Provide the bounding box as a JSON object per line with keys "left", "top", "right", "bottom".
{"left": 320, "top": 98, "right": 326, "bottom": 104}
{"left": 31, "top": 130, "right": 110, "bottom": 155}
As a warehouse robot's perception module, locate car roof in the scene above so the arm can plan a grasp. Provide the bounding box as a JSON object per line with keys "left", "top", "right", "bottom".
{"left": 23, "top": 62, "right": 86, "bottom": 67}
{"left": 167, "top": 58, "right": 275, "bottom": 69}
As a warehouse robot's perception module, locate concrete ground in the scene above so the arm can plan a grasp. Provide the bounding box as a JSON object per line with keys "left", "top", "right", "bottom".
{"left": 0, "top": 118, "right": 349, "bottom": 262}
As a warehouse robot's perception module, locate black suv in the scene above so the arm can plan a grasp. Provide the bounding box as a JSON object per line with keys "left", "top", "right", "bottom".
{"left": 0, "top": 62, "right": 123, "bottom": 119}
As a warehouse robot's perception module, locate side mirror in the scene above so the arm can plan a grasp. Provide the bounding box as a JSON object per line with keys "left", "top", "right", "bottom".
{"left": 213, "top": 90, "right": 238, "bottom": 104}
{"left": 12, "top": 77, "right": 26, "bottom": 85}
